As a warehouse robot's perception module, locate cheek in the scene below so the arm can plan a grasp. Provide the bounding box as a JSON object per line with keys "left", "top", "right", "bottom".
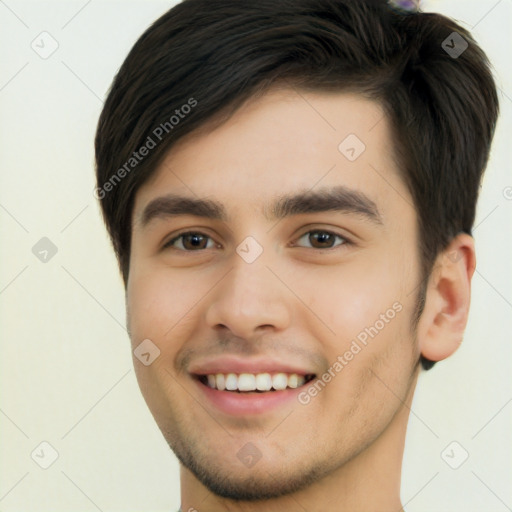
{"left": 127, "top": 264, "right": 215, "bottom": 336}
{"left": 317, "top": 297, "right": 416, "bottom": 434}
{"left": 300, "top": 254, "right": 411, "bottom": 340}
{"left": 126, "top": 269, "right": 196, "bottom": 416}
{"left": 298, "top": 255, "right": 418, "bottom": 409}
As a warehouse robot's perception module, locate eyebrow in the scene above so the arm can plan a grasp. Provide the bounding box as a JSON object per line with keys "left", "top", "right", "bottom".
{"left": 138, "top": 185, "right": 383, "bottom": 228}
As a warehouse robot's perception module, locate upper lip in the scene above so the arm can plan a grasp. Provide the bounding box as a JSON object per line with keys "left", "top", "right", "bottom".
{"left": 188, "top": 356, "right": 315, "bottom": 376}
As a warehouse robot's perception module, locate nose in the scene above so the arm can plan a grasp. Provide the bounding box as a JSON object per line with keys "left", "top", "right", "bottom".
{"left": 205, "top": 249, "right": 291, "bottom": 340}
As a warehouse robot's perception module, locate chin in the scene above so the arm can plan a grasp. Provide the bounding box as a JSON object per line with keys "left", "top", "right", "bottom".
{"left": 170, "top": 436, "right": 329, "bottom": 501}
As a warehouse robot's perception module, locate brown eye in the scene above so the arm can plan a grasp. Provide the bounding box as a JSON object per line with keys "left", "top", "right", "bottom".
{"left": 295, "top": 230, "right": 347, "bottom": 250}
{"left": 164, "top": 232, "right": 215, "bottom": 251}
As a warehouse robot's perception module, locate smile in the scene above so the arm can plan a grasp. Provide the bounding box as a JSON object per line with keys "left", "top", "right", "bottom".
{"left": 192, "top": 371, "right": 317, "bottom": 416}
{"left": 198, "top": 372, "right": 316, "bottom": 392}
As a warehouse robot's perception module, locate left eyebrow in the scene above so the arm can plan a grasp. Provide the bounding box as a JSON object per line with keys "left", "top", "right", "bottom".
{"left": 137, "top": 185, "right": 383, "bottom": 228}
{"left": 267, "top": 185, "right": 383, "bottom": 225}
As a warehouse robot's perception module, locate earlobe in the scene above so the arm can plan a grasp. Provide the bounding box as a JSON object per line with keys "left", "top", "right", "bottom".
{"left": 417, "top": 233, "right": 476, "bottom": 363}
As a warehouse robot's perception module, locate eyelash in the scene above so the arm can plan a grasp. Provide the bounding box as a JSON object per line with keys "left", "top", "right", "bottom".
{"left": 162, "top": 229, "right": 351, "bottom": 252}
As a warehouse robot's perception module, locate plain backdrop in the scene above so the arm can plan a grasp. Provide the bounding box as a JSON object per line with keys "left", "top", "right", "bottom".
{"left": 0, "top": 1, "right": 511, "bottom": 511}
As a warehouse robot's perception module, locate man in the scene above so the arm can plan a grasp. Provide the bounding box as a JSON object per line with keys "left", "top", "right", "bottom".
{"left": 94, "top": 0, "right": 499, "bottom": 510}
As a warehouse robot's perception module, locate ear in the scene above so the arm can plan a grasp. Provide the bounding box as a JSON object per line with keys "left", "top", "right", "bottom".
{"left": 417, "top": 233, "right": 476, "bottom": 362}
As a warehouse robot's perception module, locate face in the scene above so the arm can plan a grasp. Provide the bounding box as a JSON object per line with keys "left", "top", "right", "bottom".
{"left": 127, "top": 89, "right": 422, "bottom": 500}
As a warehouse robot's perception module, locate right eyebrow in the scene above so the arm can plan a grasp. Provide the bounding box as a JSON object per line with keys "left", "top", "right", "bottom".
{"left": 139, "top": 195, "right": 227, "bottom": 226}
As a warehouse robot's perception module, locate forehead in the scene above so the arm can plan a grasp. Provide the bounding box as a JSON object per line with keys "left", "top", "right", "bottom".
{"left": 133, "top": 88, "right": 412, "bottom": 222}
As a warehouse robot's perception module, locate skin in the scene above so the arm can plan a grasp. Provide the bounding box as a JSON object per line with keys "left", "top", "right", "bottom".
{"left": 126, "top": 88, "right": 475, "bottom": 511}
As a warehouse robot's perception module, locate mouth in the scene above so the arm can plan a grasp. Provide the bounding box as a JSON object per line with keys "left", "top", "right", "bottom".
{"left": 188, "top": 356, "right": 318, "bottom": 415}
{"left": 192, "top": 371, "right": 317, "bottom": 416}
{"left": 194, "top": 372, "right": 317, "bottom": 393}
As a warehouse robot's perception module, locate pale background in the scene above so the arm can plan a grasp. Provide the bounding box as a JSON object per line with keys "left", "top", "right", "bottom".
{"left": 0, "top": 1, "right": 511, "bottom": 511}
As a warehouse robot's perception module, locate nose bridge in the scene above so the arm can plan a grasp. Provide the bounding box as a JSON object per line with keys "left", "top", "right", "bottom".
{"left": 205, "top": 243, "right": 290, "bottom": 335}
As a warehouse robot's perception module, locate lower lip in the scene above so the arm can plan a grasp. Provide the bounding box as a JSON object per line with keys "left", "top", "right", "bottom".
{"left": 193, "top": 378, "right": 309, "bottom": 416}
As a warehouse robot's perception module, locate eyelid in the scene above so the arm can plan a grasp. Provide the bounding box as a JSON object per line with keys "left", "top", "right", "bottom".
{"left": 292, "top": 229, "right": 349, "bottom": 249}
{"left": 162, "top": 229, "right": 218, "bottom": 250}
{"left": 162, "top": 227, "right": 352, "bottom": 252}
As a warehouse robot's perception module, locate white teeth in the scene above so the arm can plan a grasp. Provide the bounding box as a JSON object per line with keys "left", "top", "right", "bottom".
{"left": 207, "top": 375, "right": 216, "bottom": 388}
{"left": 256, "top": 373, "right": 272, "bottom": 391}
{"left": 238, "top": 373, "right": 256, "bottom": 391}
{"left": 294, "top": 375, "right": 306, "bottom": 388}
{"left": 215, "top": 373, "right": 226, "bottom": 391}
{"left": 204, "top": 372, "right": 308, "bottom": 392}
{"left": 225, "top": 373, "right": 238, "bottom": 391}
{"left": 272, "top": 373, "right": 288, "bottom": 391}
{"left": 287, "top": 374, "right": 299, "bottom": 389}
